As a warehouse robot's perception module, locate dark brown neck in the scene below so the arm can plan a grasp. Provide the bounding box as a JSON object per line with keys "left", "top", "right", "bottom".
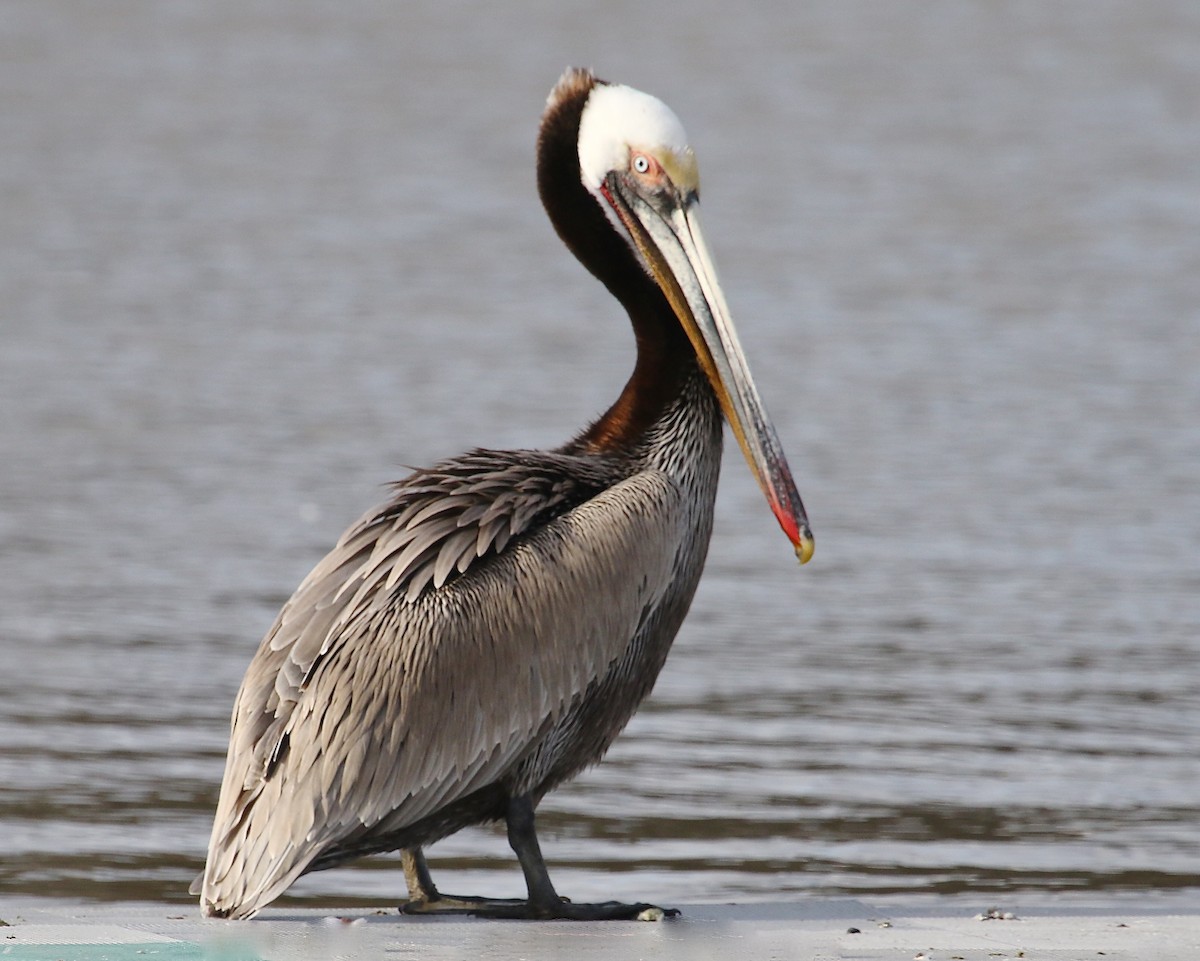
{"left": 574, "top": 302, "right": 694, "bottom": 453}
{"left": 537, "top": 70, "right": 696, "bottom": 456}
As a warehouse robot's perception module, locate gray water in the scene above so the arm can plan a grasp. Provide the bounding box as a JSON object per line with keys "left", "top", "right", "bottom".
{"left": 2, "top": 0, "right": 1198, "bottom": 913}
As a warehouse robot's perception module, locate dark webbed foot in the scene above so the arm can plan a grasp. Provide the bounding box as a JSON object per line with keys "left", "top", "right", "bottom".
{"left": 400, "top": 895, "right": 677, "bottom": 921}
{"left": 399, "top": 890, "right": 677, "bottom": 921}
{"left": 471, "top": 899, "right": 679, "bottom": 921}
{"left": 398, "top": 894, "right": 525, "bottom": 915}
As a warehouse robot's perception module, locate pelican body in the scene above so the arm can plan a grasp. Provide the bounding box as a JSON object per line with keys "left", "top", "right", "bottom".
{"left": 194, "top": 68, "right": 812, "bottom": 921}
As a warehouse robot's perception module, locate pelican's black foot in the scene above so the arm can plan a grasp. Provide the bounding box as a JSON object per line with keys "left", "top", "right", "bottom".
{"left": 468, "top": 898, "right": 678, "bottom": 921}
{"left": 527, "top": 899, "right": 679, "bottom": 922}
{"left": 399, "top": 893, "right": 677, "bottom": 921}
{"left": 398, "top": 893, "right": 527, "bottom": 916}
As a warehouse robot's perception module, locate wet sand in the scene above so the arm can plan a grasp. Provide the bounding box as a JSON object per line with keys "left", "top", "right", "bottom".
{"left": 4, "top": 900, "right": 1199, "bottom": 960}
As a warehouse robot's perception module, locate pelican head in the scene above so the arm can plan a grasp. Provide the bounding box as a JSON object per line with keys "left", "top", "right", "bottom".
{"left": 542, "top": 69, "right": 813, "bottom": 563}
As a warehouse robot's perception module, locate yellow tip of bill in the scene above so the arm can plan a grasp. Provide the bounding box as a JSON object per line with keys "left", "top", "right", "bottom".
{"left": 795, "top": 530, "right": 815, "bottom": 565}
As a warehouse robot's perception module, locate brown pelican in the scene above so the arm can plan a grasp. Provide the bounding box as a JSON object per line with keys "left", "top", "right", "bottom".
{"left": 193, "top": 67, "right": 813, "bottom": 922}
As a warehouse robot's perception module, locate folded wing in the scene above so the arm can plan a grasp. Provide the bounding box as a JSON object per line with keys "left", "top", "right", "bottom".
{"left": 195, "top": 448, "right": 683, "bottom": 917}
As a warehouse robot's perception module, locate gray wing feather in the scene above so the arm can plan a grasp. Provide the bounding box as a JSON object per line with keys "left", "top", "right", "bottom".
{"left": 198, "top": 450, "right": 681, "bottom": 918}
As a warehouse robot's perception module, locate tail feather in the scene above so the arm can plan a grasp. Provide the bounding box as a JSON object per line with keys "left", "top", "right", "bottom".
{"left": 194, "top": 762, "right": 323, "bottom": 918}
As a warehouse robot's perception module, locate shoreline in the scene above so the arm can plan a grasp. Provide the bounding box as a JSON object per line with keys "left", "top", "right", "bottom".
{"left": 4, "top": 898, "right": 1199, "bottom": 960}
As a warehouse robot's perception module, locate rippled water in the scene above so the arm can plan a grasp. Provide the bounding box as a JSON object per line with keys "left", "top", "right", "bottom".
{"left": 3, "top": 0, "right": 1198, "bottom": 912}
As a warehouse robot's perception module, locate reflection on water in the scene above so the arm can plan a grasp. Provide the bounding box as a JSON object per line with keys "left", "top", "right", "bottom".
{"left": 3, "top": 0, "right": 1198, "bottom": 910}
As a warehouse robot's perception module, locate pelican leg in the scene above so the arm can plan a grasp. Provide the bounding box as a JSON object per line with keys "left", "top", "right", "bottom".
{"left": 400, "top": 848, "right": 439, "bottom": 902}
{"left": 398, "top": 800, "right": 678, "bottom": 920}
{"left": 398, "top": 847, "right": 526, "bottom": 915}
{"left": 471, "top": 795, "right": 679, "bottom": 921}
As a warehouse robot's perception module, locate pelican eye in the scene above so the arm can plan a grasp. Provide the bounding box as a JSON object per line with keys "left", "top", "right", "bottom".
{"left": 629, "top": 152, "right": 668, "bottom": 182}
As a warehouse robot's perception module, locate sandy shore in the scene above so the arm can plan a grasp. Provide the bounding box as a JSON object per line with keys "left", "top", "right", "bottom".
{"left": 3, "top": 899, "right": 1199, "bottom": 960}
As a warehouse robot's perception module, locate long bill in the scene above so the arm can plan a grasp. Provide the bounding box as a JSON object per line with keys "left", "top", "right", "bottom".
{"left": 610, "top": 178, "right": 814, "bottom": 564}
